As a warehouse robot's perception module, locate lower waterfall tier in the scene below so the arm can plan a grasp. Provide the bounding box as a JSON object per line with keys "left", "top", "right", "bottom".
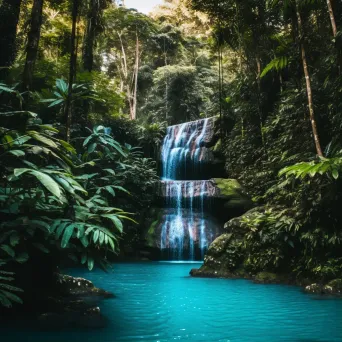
{"left": 145, "top": 209, "right": 222, "bottom": 260}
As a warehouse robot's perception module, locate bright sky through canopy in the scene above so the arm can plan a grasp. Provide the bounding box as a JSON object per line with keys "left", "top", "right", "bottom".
{"left": 125, "top": 0, "right": 163, "bottom": 14}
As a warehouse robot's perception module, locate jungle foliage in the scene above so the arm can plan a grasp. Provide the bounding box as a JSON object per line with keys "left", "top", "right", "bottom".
{"left": 0, "top": 0, "right": 164, "bottom": 308}
{"left": 189, "top": 0, "right": 342, "bottom": 281}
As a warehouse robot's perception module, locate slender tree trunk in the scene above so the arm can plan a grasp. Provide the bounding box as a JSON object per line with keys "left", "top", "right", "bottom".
{"left": 164, "top": 37, "right": 169, "bottom": 121}
{"left": 326, "top": 0, "right": 338, "bottom": 37}
{"left": 65, "top": 0, "right": 79, "bottom": 142}
{"left": 255, "top": 55, "right": 266, "bottom": 150}
{"left": 83, "top": 0, "right": 98, "bottom": 72}
{"left": 118, "top": 33, "right": 132, "bottom": 118}
{"left": 326, "top": 0, "right": 341, "bottom": 74}
{"left": 23, "top": 0, "right": 44, "bottom": 90}
{"left": 0, "top": 0, "right": 22, "bottom": 79}
{"left": 131, "top": 33, "right": 139, "bottom": 120}
{"left": 295, "top": 0, "right": 324, "bottom": 157}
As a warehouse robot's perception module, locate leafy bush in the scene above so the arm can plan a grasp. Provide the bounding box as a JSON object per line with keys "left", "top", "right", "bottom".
{"left": 0, "top": 102, "right": 140, "bottom": 306}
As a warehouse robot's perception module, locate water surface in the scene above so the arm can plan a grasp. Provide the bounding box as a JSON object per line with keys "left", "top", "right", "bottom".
{"left": 3, "top": 262, "right": 342, "bottom": 342}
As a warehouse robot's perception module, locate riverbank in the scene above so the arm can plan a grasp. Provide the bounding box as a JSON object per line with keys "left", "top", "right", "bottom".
{"left": 190, "top": 267, "right": 342, "bottom": 296}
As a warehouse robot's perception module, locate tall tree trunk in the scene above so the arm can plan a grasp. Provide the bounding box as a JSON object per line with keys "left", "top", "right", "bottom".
{"left": 65, "top": 0, "right": 79, "bottom": 142}
{"left": 326, "top": 0, "right": 337, "bottom": 37}
{"left": 295, "top": 0, "right": 324, "bottom": 157}
{"left": 326, "top": 0, "right": 341, "bottom": 74}
{"left": 256, "top": 56, "right": 264, "bottom": 144}
{"left": 83, "top": 0, "right": 98, "bottom": 72}
{"left": 131, "top": 33, "right": 139, "bottom": 120}
{"left": 164, "top": 37, "right": 168, "bottom": 121}
{"left": 23, "top": 0, "right": 44, "bottom": 90}
{"left": 0, "top": 0, "right": 22, "bottom": 79}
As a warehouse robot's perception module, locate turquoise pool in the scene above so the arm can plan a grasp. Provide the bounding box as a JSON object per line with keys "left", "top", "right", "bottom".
{"left": 2, "top": 262, "right": 342, "bottom": 342}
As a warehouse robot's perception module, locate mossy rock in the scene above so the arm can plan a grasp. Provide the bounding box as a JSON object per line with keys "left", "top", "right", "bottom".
{"left": 212, "top": 178, "right": 253, "bottom": 210}
{"left": 326, "top": 279, "right": 342, "bottom": 295}
{"left": 304, "top": 283, "right": 324, "bottom": 294}
{"left": 191, "top": 233, "right": 244, "bottom": 277}
{"left": 146, "top": 219, "right": 159, "bottom": 248}
{"left": 224, "top": 207, "right": 265, "bottom": 237}
{"left": 213, "top": 178, "right": 244, "bottom": 198}
{"left": 328, "top": 279, "right": 342, "bottom": 290}
{"left": 254, "top": 272, "right": 279, "bottom": 284}
{"left": 207, "top": 233, "right": 233, "bottom": 256}
{"left": 212, "top": 138, "right": 222, "bottom": 153}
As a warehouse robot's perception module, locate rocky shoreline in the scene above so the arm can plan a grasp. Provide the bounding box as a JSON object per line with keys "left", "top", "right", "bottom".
{"left": 189, "top": 206, "right": 342, "bottom": 297}
{"left": 0, "top": 272, "right": 114, "bottom": 330}
{"left": 190, "top": 267, "right": 342, "bottom": 296}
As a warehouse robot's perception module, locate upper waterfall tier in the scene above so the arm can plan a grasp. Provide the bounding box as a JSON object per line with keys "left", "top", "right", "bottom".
{"left": 161, "top": 118, "right": 216, "bottom": 181}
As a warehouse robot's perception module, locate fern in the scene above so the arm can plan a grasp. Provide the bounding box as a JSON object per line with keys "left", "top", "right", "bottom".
{"left": 279, "top": 157, "right": 342, "bottom": 180}
{"left": 0, "top": 267, "right": 23, "bottom": 308}
{"left": 261, "top": 56, "right": 289, "bottom": 78}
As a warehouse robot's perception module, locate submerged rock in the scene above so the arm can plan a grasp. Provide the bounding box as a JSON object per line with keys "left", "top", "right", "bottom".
{"left": 38, "top": 305, "right": 106, "bottom": 330}
{"left": 36, "top": 274, "right": 113, "bottom": 330}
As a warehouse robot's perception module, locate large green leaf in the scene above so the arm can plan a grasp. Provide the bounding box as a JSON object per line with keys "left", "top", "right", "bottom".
{"left": 1, "top": 245, "right": 15, "bottom": 258}
{"left": 29, "top": 133, "right": 58, "bottom": 149}
{"left": 1, "top": 290, "right": 23, "bottom": 305}
{"left": 13, "top": 169, "right": 62, "bottom": 199}
{"left": 102, "top": 214, "right": 123, "bottom": 233}
{"left": 87, "top": 256, "right": 94, "bottom": 271}
{"left": 15, "top": 253, "right": 29, "bottom": 264}
{"left": 61, "top": 225, "right": 75, "bottom": 248}
{"left": 7, "top": 150, "right": 25, "bottom": 157}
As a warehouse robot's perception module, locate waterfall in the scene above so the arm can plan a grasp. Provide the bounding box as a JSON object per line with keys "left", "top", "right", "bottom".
{"left": 162, "top": 118, "right": 210, "bottom": 181}
{"left": 160, "top": 118, "right": 215, "bottom": 260}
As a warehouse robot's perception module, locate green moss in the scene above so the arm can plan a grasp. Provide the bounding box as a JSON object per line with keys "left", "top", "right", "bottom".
{"left": 213, "top": 139, "right": 222, "bottom": 153}
{"left": 255, "top": 272, "right": 278, "bottom": 283}
{"left": 234, "top": 268, "right": 248, "bottom": 278}
{"left": 146, "top": 220, "right": 159, "bottom": 247}
{"left": 213, "top": 178, "right": 243, "bottom": 197}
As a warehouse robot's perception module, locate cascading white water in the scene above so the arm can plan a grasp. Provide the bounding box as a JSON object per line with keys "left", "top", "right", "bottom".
{"left": 162, "top": 118, "right": 210, "bottom": 181}
{"left": 160, "top": 118, "right": 213, "bottom": 260}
